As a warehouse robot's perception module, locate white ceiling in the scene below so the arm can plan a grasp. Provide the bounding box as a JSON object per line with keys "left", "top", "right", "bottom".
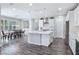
{"left": 1, "top": 3, "right": 78, "bottom": 19}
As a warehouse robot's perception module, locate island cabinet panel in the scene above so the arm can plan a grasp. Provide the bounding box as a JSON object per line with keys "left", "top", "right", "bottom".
{"left": 28, "top": 31, "right": 53, "bottom": 46}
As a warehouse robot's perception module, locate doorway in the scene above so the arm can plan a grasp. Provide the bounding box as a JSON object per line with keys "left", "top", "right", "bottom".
{"left": 65, "top": 21, "right": 69, "bottom": 46}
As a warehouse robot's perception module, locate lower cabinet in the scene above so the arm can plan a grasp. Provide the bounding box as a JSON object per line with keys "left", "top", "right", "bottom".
{"left": 69, "top": 36, "right": 79, "bottom": 55}
{"left": 69, "top": 33, "right": 76, "bottom": 55}
{"left": 28, "top": 32, "right": 53, "bottom": 46}
{"left": 76, "top": 40, "right": 79, "bottom": 55}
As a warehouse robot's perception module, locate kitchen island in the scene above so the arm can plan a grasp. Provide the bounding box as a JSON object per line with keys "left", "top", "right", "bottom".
{"left": 28, "top": 31, "right": 53, "bottom": 46}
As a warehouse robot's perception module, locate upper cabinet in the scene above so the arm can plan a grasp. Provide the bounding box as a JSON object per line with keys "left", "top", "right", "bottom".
{"left": 66, "top": 5, "right": 79, "bottom": 26}
{"left": 74, "top": 6, "right": 79, "bottom": 26}
{"left": 66, "top": 11, "right": 74, "bottom": 25}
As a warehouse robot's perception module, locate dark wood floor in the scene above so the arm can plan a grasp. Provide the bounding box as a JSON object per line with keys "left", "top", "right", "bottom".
{"left": 0, "top": 37, "right": 72, "bottom": 55}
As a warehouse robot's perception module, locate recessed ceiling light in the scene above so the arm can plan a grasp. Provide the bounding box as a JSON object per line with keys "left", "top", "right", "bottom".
{"left": 29, "top": 3, "right": 32, "bottom": 6}
{"left": 58, "top": 8, "right": 62, "bottom": 11}
{"left": 12, "top": 8, "right": 16, "bottom": 11}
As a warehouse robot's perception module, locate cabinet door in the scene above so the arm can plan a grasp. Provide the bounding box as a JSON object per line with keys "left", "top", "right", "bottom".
{"left": 28, "top": 34, "right": 41, "bottom": 45}
{"left": 74, "top": 9, "right": 79, "bottom": 26}
{"left": 74, "top": 12, "right": 78, "bottom": 26}
{"left": 69, "top": 32, "right": 76, "bottom": 55}
{"left": 72, "top": 38, "right": 76, "bottom": 55}
{"left": 41, "top": 34, "right": 50, "bottom": 46}
{"left": 74, "top": 12, "right": 77, "bottom": 26}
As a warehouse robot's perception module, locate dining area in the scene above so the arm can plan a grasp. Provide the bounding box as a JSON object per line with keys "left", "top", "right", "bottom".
{"left": 0, "top": 29, "right": 25, "bottom": 46}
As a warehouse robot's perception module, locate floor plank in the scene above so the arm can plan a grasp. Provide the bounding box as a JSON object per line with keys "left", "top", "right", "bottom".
{"left": 0, "top": 37, "right": 72, "bottom": 55}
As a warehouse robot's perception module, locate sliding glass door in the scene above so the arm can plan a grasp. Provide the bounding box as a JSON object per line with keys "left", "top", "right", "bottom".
{"left": 0, "top": 19, "right": 16, "bottom": 31}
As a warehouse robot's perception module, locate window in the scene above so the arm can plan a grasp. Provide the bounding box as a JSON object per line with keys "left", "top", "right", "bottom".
{"left": 0, "top": 20, "right": 16, "bottom": 31}
{"left": 5, "top": 20, "right": 8, "bottom": 30}
{"left": 9, "top": 21, "right": 16, "bottom": 31}
{"left": 0, "top": 20, "right": 4, "bottom": 30}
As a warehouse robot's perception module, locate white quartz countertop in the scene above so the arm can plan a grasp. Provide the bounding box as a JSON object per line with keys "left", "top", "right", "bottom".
{"left": 28, "top": 31, "right": 53, "bottom": 34}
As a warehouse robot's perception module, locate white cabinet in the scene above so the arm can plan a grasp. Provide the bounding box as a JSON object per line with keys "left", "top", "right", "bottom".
{"left": 68, "top": 5, "right": 79, "bottom": 55}
{"left": 74, "top": 12, "right": 79, "bottom": 26}
{"left": 74, "top": 6, "right": 79, "bottom": 26}
{"left": 41, "top": 32, "right": 53, "bottom": 46}
{"left": 67, "top": 6, "right": 79, "bottom": 26}
{"left": 49, "top": 19, "right": 54, "bottom": 31}
{"left": 68, "top": 11, "right": 76, "bottom": 54}
{"left": 28, "top": 31, "right": 53, "bottom": 46}
{"left": 28, "top": 33, "right": 41, "bottom": 45}
{"left": 69, "top": 32, "right": 76, "bottom": 54}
